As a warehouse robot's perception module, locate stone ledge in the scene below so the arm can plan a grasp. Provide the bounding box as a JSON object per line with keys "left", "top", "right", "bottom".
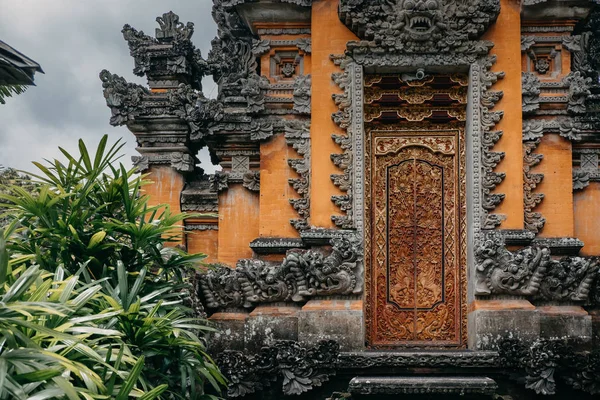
{"left": 348, "top": 376, "right": 498, "bottom": 395}
{"left": 337, "top": 351, "right": 500, "bottom": 369}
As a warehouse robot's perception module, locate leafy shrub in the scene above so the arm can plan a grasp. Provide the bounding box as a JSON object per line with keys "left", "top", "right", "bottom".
{"left": 0, "top": 136, "right": 224, "bottom": 399}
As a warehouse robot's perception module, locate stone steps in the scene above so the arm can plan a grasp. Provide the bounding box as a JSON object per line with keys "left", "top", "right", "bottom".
{"left": 348, "top": 376, "right": 498, "bottom": 397}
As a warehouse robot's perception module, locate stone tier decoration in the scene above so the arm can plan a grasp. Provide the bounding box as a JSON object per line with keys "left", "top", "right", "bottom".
{"left": 475, "top": 231, "right": 600, "bottom": 300}
{"left": 199, "top": 234, "right": 363, "bottom": 311}
{"left": 216, "top": 340, "right": 339, "bottom": 398}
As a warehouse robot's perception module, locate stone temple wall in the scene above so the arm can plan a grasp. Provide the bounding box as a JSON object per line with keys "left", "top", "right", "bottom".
{"left": 100, "top": 0, "right": 600, "bottom": 398}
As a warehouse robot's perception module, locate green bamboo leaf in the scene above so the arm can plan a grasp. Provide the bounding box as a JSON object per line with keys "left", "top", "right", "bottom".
{"left": 116, "top": 355, "right": 145, "bottom": 400}
{"left": 138, "top": 384, "right": 168, "bottom": 400}
{"left": 12, "top": 368, "right": 62, "bottom": 384}
{"left": 0, "top": 229, "right": 7, "bottom": 286}
{"left": 87, "top": 230, "right": 106, "bottom": 249}
{"left": 117, "top": 261, "right": 128, "bottom": 308}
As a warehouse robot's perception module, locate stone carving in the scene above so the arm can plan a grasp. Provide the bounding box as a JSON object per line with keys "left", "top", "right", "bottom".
{"left": 535, "top": 58, "right": 551, "bottom": 74}
{"left": 499, "top": 338, "right": 600, "bottom": 396}
{"left": 293, "top": 74, "right": 311, "bottom": 114}
{"left": 296, "top": 37, "right": 312, "bottom": 53}
{"left": 338, "top": 0, "right": 500, "bottom": 54}
{"left": 522, "top": 72, "right": 541, "bottom": 114}
{"left": 522, "top": 122, "right": 545, "bottom": 233}
{"left": 475, "top": 232, "right": 550, "bottom": 296}
{"left": 131, "top": 156, "right": 149, "bottom": 172}
{"left": 538, "top": 256, "right": 600, "bottom": 301}
{"left": 499, "top": 338, "right": 566, "bottom": 396}
{"left": 241, "top": 74, "right": 270, "bottom": 114}
{"left": 573, "top": 169, "right": 591, "bottom": 190}
{"left": 99, "top": 70, "right": 148, "bottom": 126}
{"left": 170, "top": 152, "right": 195, "bottom": 172}
{"left": 479, "top": 58, "right": 506, "bottom": 229}
{"left": 216, "top": 340, "right": 339, "bottom": 398}
{"left": 242, "top": 171, "right": 260, "bottom": 192}
{"left": 155, "top": 11, "right": 193, "bottom": 39}
{"left": 122, "top": 12, "right": 205, "bottom": 89}
{"left": 476, "top": 232, "right": 600, "bottom": 299}
{"left": 170, "top": 84, "right": 224, "bottom": 140}
{"left": 337, "top": 351, "right": 500, "bottom": 369}
{"left": 249, "top": 121, "right": 275, "bottom": 141}
{"left": 209, "top": 171, "right": 229, "bottom": 192}
{"left": 330, "top": 56, "right": 354, "bottom": 228}
{"left": 198, "top": 234, "right": 363, "bottom": 310}
{"left": 563, "top": 71, "right": 592, "bottom": 115}
{"left": 285, "top": 122, "right": 311, "bottom": 231}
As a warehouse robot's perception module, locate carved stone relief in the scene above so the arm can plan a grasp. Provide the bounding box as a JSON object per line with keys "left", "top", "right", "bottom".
{"left": 199, "top": 234, "right": 363, "bottom": 310}
{"left": 216, "top": 340, "right": 338, "bottom": 398}
{"left": 285, "top": 122, "right": 311, "bottom": 231}
{"left": 475, "top": 231, "right": 600, "bottom": 299}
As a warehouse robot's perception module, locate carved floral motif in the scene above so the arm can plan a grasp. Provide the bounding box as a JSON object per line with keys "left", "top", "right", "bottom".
{"left": 199, "top": 234, "right": 363, "bottom": 311}
{"left": 216, "top": 340, "right": 339, "bottom": 398}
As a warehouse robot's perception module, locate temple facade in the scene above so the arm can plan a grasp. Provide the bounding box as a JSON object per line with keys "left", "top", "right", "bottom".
{"left": 101, "top": 0, "right": 600, "bottom": 398}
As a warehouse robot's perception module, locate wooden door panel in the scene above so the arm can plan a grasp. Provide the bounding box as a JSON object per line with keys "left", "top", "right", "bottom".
{"left": 365, "top": 131, "right": 466, "bottom": 347}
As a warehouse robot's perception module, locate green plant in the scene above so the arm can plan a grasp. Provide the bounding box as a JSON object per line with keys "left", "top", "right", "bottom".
{"left": 0, "top": 226, "right": 168, "bottom": 399}
{"left": 0, "top": 136, "right": 225, "bottom": 399}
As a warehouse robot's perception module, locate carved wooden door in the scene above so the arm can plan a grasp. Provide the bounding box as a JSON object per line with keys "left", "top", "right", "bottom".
{"left": 365, "top": 130, "right": 466, "bottom": 347}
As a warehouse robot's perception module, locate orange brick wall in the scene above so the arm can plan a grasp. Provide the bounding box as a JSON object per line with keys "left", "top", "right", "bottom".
{"left": 144, "top": 166, "right": 185, "bottom": 244}
{"left": 260, "top": 134, "right": 300, "bottom": 237}
{"left": 482, "top": 0, "right": 524, "bottom": 229}
{"left": 187, "top": 228, "right": 219, "bottom": 264}
{"left": 574, "top": 182, "right": 600, "bottom": 255}
{"left": 217, "top": 184, "right": 260, "bottom": 266}
{"left": 310, "top": 0, "right": 358, "bottom": 228}
{"left": 534, "top": 135, "right": 574, "bottom": 237}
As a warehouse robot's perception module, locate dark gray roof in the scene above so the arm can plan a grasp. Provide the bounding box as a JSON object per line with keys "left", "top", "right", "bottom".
{"left": 0, "top": 40, "right": 44, "bottom": 85}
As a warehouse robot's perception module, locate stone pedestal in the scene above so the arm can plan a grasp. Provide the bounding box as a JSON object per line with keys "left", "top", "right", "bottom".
{"left": 297, "top": 299, "right": 364, "bottom": 351}
{"left": 468, "top": 299, "right": 539, "bottom": 350}
{"left": 208, "top": 310, "right": 249, "bottom": 353}
{"left": 538, "top": 305, "right": 592, "bottom": 348}
{"left": 244, "top": 303, "right": 300, "bottom": 353}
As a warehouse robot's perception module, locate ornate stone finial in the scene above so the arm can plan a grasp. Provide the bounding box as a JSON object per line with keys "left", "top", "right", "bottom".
{"left": 99, "top": 69, "right": 148, "bottom": 126}
{"left": 155, "top": 11, "right": 194, "bottom": 40}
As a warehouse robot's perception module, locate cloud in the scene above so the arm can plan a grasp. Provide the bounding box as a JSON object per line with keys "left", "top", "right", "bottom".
{"left": 0, "top": 0, "right": 218, "bottom": 173}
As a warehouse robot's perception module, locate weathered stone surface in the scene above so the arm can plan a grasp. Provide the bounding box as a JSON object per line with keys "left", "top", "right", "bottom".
{"left": 348, "top": 376, "right": 498, "bottom": 396}
{"left": 538, "top": 306, "right": 592, "bottom": 347}
{"left": 207, "top": 311, "right": 249, "bottom": 354}
{"left": 243, "top": 304, "right": 300, "bottom": 353}
{"left": 297, "top": 299, "right": 364, "bottom": 351}
{"left": 468, "top": 301, "right": 540, "bottom": 350}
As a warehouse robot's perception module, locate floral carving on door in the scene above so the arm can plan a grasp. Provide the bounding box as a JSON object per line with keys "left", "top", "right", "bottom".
{"left": 363, "top": 74, "right": 467, "bottom": 348}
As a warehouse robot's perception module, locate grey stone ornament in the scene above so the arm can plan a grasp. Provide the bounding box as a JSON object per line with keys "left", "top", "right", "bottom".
{"left": 339, "top": 0, "right": 501, "bottom": 54}
{"left": 199, "top": 234, "right": 363, "bottom": 310}
{"left": 216, "top": 340, "right": 339, "bottom": 398}
{"left": 475, "top": 231, "right": 550, "bottom": 296}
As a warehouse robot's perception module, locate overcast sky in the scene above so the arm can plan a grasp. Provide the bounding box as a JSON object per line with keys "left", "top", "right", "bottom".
{"left": 1, "top": 0, "right": 218, "bottom": 173}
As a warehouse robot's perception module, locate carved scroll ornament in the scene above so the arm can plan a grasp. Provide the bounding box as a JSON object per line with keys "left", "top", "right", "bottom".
{"left": 199, "top": 234, "right": 363, "bottom": 311}
{"left": 475, "top": 232, "right": 600, "bottom": 300}
{"left": 216, "top": 340, "right": 339, "bottom": 398}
